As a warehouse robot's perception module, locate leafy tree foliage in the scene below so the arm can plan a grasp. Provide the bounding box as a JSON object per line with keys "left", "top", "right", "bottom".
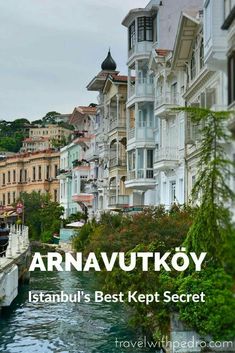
{"left": 73, "top": 108, "right": 235, "bottom": 341}
{"left": 0, "top": 119, "right": 30, "bottom": 152}
{"left": 20, "top": 191, "right": 64, "bottom": 241}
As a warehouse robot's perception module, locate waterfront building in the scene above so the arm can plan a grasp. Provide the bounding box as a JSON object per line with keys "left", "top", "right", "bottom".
{"left": 58, "top": 105, "right": 97, "bottom": 218}
{"left": 0, "top": 150, "right": 60, "bottom": 207}
{"left": 22, "top": 124, "right": 72, "bottom": 152}
{"left": 221, "top": 0, "right": 235, "bottom": 205}
{"left": 87, "top": 51, "right": 130, "bottom": 216}
{"left": 122, "top": 0, "right": 203, "bottom": 208}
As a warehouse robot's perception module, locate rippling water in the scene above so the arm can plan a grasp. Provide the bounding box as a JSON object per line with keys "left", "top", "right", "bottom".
{"left": 0, "top": 267, "right": 156, "bottom": 353}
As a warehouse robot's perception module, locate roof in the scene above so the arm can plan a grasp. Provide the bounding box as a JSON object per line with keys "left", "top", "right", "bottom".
{"left": 110, "top": 74, "right": 128, "bottom": 82}
{"left": 122, "top": 2, "right": 158, "bottom": 27}
{"left": 74, "top": 106, "right": 96, "bottom": 115}
{"left": 155, "top": 49, "right": 171, "bottom": 57}
{"left": 171, "top": 9, "right": 200, "bottom": 69}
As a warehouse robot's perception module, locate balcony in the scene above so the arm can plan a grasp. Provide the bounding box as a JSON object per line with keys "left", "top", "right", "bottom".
{"left": 128, "top": 41, "right": 153, "bottom": 60}
{"left": 84, "top": 182, "right": 98, "bottom": 194}
{"left": 109, "top": 157, "right": 126, "bottom": 168}
{"left": 128, "top": 78, "right": 154, "bottom": 104}
{"left": 127, "top": 127, "right": 154, "bottom": 143}
{"left": 85, "top": 148, "right": 98, "bottom": 161}
{"left": 155, "top": 92, "right": 180, "bottom": 118}
{"left": 72, "top": 194, "right": 94, "bottom": 206}
{"left": 125, "top": 169, "right": 155, "bottom": 190}
{"left": 154, "top": 147, "right": 179, "bottom": 171}
{"left": 108, "top": 195, "right": 129, "bottom": 209}
{"left": 109, "top": 118, "right": 126, "bottom": 131}
{"left": 57, "top": 169, "right": 72, "bottom": 180}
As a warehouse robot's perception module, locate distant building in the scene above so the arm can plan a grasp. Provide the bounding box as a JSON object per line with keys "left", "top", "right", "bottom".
{"left": 58, "top": 105, "right": 97, "bottom": 218}
{"left": 86, "top": 50, "right": 130, "bottom": 216}
{"left": 21, "top": 124, "right": 72, "bottom": 152}
{"left": 0, "top": 150, "right": 60, "bottom": 207}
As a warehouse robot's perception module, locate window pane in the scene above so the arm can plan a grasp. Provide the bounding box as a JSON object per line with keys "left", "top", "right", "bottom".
{"left": 137, "top": 17, "right": 153, "bottom": 42}
{"left": 129, "top": 21, "right": 136, "bottom": 49}
{"left": 137, "top": 149, "right": 144, "bottom": 169}
{"left": 147, "top": 150, "right": 153, "bottom": 168}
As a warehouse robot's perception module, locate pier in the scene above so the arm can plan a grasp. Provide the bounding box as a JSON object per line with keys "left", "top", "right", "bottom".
{"left": 0, "top": 225, "right": 30, "bottom": 306}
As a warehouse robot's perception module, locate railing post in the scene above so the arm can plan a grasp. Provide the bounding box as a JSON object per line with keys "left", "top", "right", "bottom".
{"left": 6, "top": 233, "right": 13, "bottom": 259}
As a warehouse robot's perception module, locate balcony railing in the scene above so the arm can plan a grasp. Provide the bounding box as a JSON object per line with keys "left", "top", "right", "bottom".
{"left": 128, "top": 169, "right": 154, "bottom": 180}
{"left": 109, "top": 118, "right": 126, "bottom": 131}
{"left": 109, "top": 195, "right": 129, "bottom": 207}
{"left": 129, "top": 78, "right": 154, "bottom": 99}
{"left": 155, "top": 147, "right": 179, "bottom": 162}
{"left": 155, "top": 92, "right": 180, "bottom": 109}
{"left": 109, "top": 157, "right": 126, "bottom": 168}
{"left": 128, "top": 128, "right": 135, "bottom": 139}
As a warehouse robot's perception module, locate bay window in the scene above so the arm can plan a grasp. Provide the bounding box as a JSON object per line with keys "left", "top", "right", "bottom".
{"left": 129, "top": 21, "right": 136, "bottom": 50}
{"left": 137, "top": 17, "right": 153, "bottom": 42}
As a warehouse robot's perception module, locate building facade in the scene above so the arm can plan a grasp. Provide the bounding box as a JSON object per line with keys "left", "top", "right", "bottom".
{"left": 22, "top": 124, "right": 72, "bottom": 152}
{"left": 87, "top": 51, "right": 130, "bottom": 217}
{"left": 122, "top": 0, "right": 203, "bottom": 208}
{"left": 0, "top": 150, "right": 60, "bottom": 207}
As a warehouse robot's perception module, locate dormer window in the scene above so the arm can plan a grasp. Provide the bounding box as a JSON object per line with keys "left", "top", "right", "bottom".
{"left": 129, "top": 21, "right": 136, "bottom": 50}
{"left": 137, "top": 17, "right": 153, "bottom": 42}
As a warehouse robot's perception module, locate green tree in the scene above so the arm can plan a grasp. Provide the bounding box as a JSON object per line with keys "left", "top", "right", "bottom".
{"left": 174, "top": 108, "right": 235, "bottom": 267}
{"left": 20, "top": 191, "right": 64, "bottom": 241}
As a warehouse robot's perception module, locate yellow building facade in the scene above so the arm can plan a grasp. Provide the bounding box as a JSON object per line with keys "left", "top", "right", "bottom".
{"left": 0, "top": 150, "right": 60, "bottom": 207}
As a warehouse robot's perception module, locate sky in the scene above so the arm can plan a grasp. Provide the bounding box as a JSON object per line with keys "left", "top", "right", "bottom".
{"left": 0, "top": 0, "right": 147, "bottom": 121}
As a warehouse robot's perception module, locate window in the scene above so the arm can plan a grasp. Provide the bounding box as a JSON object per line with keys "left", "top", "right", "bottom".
{"left": 54, "top": 189, "right": 57, "bottom": 202}
{"left": 190, "top": 46, "right": 196, "bottom": 80}
{"left": 128, "top": 150, "right": 136, "bottom": 170}
{"left": 171, "top": 82, "right": 178, "bottom": 102}
{"left": 19, "top": 169, "right": 23, "bottom": 183}
{"left": 228, "top": 51, "right": 235, "bottom": 105}
{"left": 147, "top": 150, "right": 153, "bottom": 168}
{"left": 13, "top": 170, "right": 16, "bottom": 183}
{"left": 7, "top": 192, "right": 10, "bottom": 205}
{"left": 137, "top": 149, "right": 144, "bottom": 178}
{"left": 24, "top": 169, "right": 27, "bottom": 182}
{"left": 55, "top": 164, "right": 58, "bottom": 178}
{"left": 8, "top": 171, "right": 10, "bottom": 183}
{"left": 33, "top": 166, "right": 36, "bottom": 181}
{"left": 3, "top": 173, "right": 5, "bottom": 185}
{"left": 199, "top": 38, "right": 204, "bottom": 69}
{"left": 129, "top": 21, "right": 136, "bottom": 50}
{"left": 3, "top": 194, "right": 5, "bottom": 206}
{"left": 13, "top": 192, "right": 16, "bottom": 204}
{"left": 138, "top": 110, "right": 147, "bottom": 127}
{"left": 205, "top": 0, "right": 212, "bottom": 43}
{"left": 170, "top": 181, "right": 176, "bottom": 203}
{"left": 46, "top": 165, "right": 50, "bottom": 180}
{"left": 137, "top": 17, "right": 153, "bottom": 42}
{"left": 146, "top": 150, "right": 154, "bottom": 178}
{"left": 38, "top": 166, "right": 42, "bottom": 180}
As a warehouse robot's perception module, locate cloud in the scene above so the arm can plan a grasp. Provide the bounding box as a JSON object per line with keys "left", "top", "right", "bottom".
{"left": 0, "top": 0, "right": 148, "bottom": 120}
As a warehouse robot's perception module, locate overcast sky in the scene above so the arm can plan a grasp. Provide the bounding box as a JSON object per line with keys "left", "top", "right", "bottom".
{"left": 0, "top": 0, "right": 147, "bottom": 121}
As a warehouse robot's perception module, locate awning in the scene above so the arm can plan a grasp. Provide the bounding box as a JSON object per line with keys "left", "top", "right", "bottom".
{"left": 66, "top": 221, "right": 85, "bottom": 228}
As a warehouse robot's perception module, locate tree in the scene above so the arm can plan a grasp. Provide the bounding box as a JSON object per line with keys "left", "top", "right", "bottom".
{"left": 174, "top": 107, "right": 235, "bottom": 267}
{"left": 42, "top": 111, "right": 61, "bottom": 124}
{"left": 20, "top": 191, "right": 64, "bottom": 241}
